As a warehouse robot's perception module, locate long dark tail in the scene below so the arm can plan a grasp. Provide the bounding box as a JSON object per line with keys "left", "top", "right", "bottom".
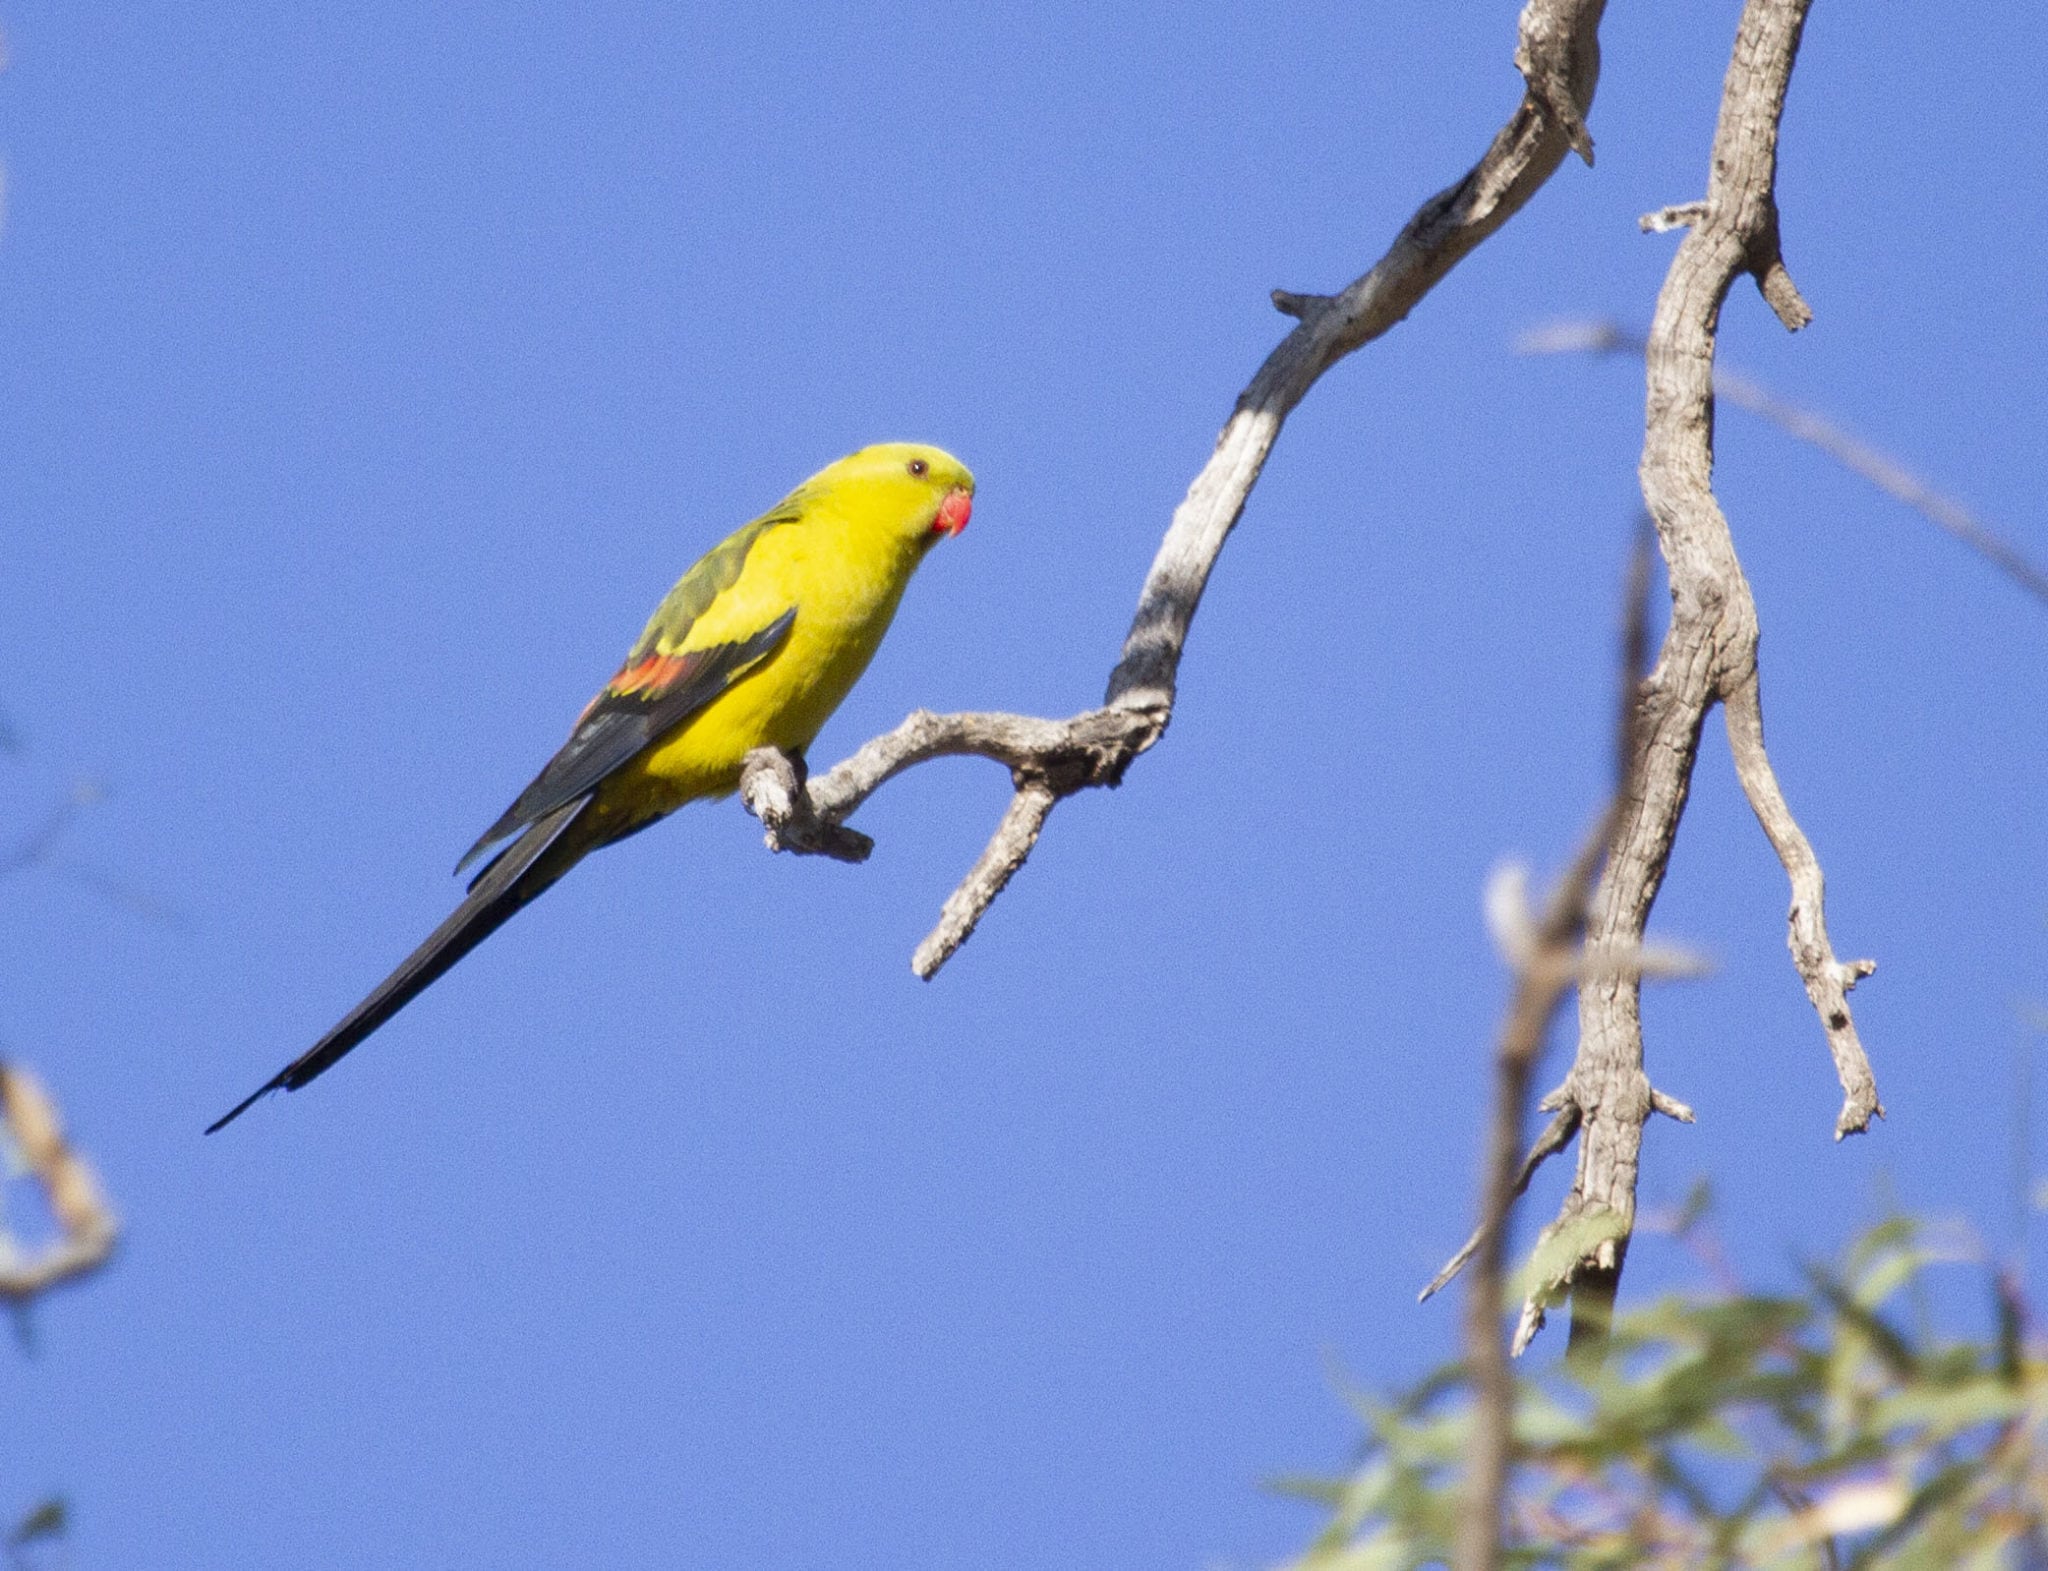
{"left": 207, "top": 799, "right": 596, "bottom": 1133}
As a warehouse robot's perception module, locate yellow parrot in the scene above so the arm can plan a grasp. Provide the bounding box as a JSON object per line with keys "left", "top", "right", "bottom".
{"left": 209, "top": 443, "right": 974, "bottom": 1132}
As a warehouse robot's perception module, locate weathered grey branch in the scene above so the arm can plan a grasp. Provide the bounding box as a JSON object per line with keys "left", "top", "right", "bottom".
{"left": 0, "top": 1064, "right": 117, "bottom": 1302}
{"left": 1511, "top": 0, "right": 1876, "bottom": 1354}
{"left": 1721, "top": 668, "right": 1880, "bottom": 1134}
{"left": 1517, "top": 319, "right": 2048, "bottom": 608}
{"left": 1639, "top": 201, "right": 1708, "bottom": 235}
{"left": 742, "top": 0, "right": 1610, "bottom": 974}
{"left": 912, "top": 781, "right": 1059, "bottom": 979}
{"left": 1426, "top": 1066, "right": 1695, "bottom": 1312}
{"left": 737, "top": 748, "right": 874, "bottom": 864}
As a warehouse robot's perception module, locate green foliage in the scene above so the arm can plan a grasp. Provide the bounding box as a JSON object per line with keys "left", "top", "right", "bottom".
{"left": 1282, "top": 1217, "right": 2048, "bottom": 1569}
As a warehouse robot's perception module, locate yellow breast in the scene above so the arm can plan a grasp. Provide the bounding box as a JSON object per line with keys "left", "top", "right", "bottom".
{"left": 601, "top": 509, "right": 927, "bottom": 814}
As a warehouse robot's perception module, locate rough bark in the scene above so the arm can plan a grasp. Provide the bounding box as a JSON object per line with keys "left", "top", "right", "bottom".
{"left": 1502, "top": 0, "right": 1878, "bottom": 1354}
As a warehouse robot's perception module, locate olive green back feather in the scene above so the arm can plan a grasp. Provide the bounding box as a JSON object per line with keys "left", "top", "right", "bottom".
{"left": 631, "top": 500, "right": 803, "bottom": 659}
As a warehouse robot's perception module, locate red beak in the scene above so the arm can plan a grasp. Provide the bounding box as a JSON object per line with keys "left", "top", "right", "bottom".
{"left": 933, "top": 488, "right": 973, "bottom": 537}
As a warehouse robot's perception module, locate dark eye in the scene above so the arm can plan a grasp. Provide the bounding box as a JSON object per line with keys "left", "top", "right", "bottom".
{"left": 907, "top": 458, "right": 929, "bottom": 478}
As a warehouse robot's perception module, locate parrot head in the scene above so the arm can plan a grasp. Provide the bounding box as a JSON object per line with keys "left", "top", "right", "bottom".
{"left": 810, "top": 442, "right": 974, "bottom": 543}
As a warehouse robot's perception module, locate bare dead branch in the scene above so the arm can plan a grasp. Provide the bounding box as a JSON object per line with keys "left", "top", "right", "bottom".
{"left": 1721, "top": 670, "right": 1881, "bottom": 1135}
{"left": 1639, "top": 202, "right": 1708, "bottom": 234}
{"left": 912, "top": 781, "right": 1059, "bottom": 979}
{"left": 0, "top": 1064, "right": 117, "bottom": 1302}
{"left": 742, "top": 0, "right": 1611, "bottom": 974}
{"left": 737, "top": 747, "right": 874, "bottom": 864}
{"left": 1516, "top": 320, "right": 2048, "bottom": 609}
{"left": 1516, "top": 0, "right": 1873, "bottom": 1354}
{"left": 1650, "top": 1088, "right": 1697, "bottom": 1122}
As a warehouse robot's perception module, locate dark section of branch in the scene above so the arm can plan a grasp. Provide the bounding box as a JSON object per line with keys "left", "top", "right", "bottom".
{"left": 1639, "top": 201, "right": 1708, "bottom": 234}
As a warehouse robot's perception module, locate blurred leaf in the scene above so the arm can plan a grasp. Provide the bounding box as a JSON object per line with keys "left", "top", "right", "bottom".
{"left": 1511, "top": 1207, "right": 1629, "bottom": 1306}
{"left": 1671, "top": 1177, "right": 1715, "bottom": 1238}
{"left": 1808, "top": 1267, "right": 1920, "bottom": 1379}
{"left": 1285, "top": 1215, "right": 2048, "bottom": 1571}
{"left": 1869, "top": 1378, "right": 2023, "bottom": 1435}
{"left": 7, "top": 1496, "right": 64, "bottom": 1546}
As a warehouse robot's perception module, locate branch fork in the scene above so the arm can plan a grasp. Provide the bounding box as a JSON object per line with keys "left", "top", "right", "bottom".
{"left": 1424, "top": 0, "right": 1888, "bottom": 1393}
{"left": 740, "top": 702, "right": 1167, "bottom": 976}
{"left": 743, "top": 0, "right": 1608, "bottom": 988}
{"left": 1510, "top": 0, "right": 1876, "bottom": 1351}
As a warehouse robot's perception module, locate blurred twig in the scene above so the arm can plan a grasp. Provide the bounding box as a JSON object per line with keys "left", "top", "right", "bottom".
{"left": 6, "top": 1497, "right": 65, "bottom": 1570}
{"left": 0, "top": 1065, "right": 118, "bottom": 1303}
{"left": 0, "top": 782, "right": 101, "bottom": 884}
{"left": 1517, "top": 318, "right": 2048, "bottom": 608}
{"left": 0, "top": 778, "right": 179, "bottom": 925}
{"left": 1446, "top": 536, "right": 1708, "bottom": 1571}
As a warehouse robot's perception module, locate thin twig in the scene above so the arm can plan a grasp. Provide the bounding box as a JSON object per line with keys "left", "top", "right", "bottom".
{"left": 1515, "top": 319, "right": 2048, "bottom": 608}
{"left": 0, "top": 781, "right": 100, "bottom": 884}
{"left": 1418, "top": 1104, "right": 1580, "bottom": 1305}
{"left": 741, "top": 0, "right": 1612, "bottom": 975}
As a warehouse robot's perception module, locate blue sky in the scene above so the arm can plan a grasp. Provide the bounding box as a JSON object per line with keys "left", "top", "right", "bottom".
{"left": 0, "top": 2, "right": 2043, "bottom": 1565}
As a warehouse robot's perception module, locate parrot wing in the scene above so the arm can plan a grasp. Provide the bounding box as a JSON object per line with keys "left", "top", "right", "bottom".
{"left": 455, "top": 606, "right": 795, "bottom": 880}
{"left": 455, "top": 503, "right": 808, "bottom": 878}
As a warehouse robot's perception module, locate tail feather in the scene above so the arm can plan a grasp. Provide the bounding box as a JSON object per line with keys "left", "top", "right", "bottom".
{"left": 207, "top": 799, "right": 596, "bottom": 1134}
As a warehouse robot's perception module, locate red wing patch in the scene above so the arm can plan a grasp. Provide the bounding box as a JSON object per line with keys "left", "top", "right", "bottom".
{"left": 459, "top": 608, "right": 797, "bottom": 879}
{"left": 576, "top": 649, "right": 709, "bottom": 723}
{"left": 610, "top": 650, "right": 701, "bottom": 698}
